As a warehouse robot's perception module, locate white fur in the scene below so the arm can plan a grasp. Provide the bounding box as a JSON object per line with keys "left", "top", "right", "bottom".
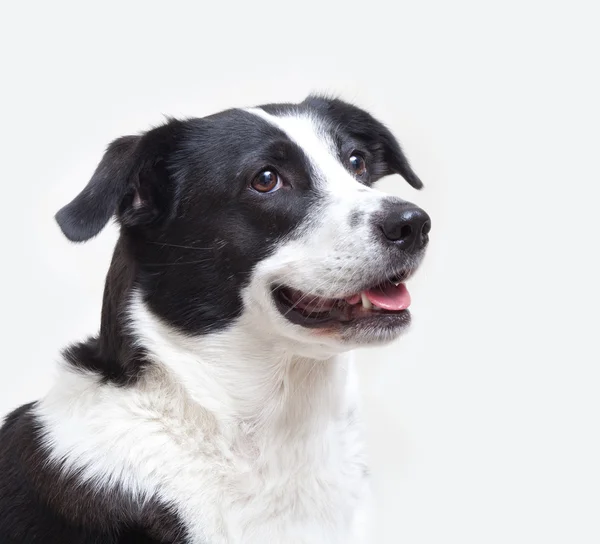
{"left": 37, "top": 294, "right": 369, "bottom": 543}
{"left": 35, "top": 109, "right": 401, "bottom": 542}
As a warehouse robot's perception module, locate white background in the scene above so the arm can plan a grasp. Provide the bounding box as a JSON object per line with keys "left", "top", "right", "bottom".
{"left": 1, "top": 1, "right": 599, "bottom": 542}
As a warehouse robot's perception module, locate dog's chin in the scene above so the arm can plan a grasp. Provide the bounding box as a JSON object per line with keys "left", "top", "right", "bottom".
{"left": 336, "top": 311, "right": 411, "bottom": 345}
{"left": 272, "top": 276, "right": 413, "bottom": 346}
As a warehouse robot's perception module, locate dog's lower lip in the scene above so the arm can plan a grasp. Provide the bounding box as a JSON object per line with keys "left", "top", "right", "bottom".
{"left": 273, "top": 280, "right": 411, "bottom": 329}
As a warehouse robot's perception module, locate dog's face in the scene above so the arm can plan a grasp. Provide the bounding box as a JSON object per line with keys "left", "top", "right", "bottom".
{"left": 57, "top": 96, "right": 430, "bottom": 357}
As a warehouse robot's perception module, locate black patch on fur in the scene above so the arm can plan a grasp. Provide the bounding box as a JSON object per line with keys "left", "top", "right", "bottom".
{"left": 0, "top": 403, "right": 189, "bottom": 543}
{"left": 62, "top": 238, "right": 153, "bottom": 386}
{"left": 349, "top": 210, "right": 362, "bottom": 228}
{"left": 57, "top": 109, "right": 320, "bottom": 382}
{"left": 134, "top": 110, "right": 319, "bottom": 333}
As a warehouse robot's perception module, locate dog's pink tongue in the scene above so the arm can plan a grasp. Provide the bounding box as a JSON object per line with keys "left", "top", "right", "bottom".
{"left": 365, "top": 283, "right": 411, "bottom": 310}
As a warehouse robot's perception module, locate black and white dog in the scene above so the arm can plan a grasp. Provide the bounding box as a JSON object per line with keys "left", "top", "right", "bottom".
{"left": 0, "top": 96, "right": 430, "bottom": 543}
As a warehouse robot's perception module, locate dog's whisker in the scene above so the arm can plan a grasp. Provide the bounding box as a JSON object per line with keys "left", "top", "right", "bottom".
{"left": 141, "top": 259, "right": 214, "bottom": 267}
{"left": 281, "top": 276, "right": 338, "bottom": 317}
{"left": 146, "top": 241, "right": 216, "bottom": 251}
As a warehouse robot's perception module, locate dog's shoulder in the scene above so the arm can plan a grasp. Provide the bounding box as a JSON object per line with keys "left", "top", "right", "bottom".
{"left": 0, "top": 401, "right": 184, "bottom": 544}
{"left": 0, "top": 402, "right": 77, "bottom": 542}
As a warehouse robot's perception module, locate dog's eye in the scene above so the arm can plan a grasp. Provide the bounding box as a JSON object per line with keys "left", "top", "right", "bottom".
{"left": 251, "top": 170, "right": 282, "bottom": 193}
{"left": 349, "top": 153, "right": 367, "bottom": 176}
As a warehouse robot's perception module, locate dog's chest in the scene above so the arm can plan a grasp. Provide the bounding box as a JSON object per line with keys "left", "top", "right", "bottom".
{"left": 162, "top": 409, "right": 368, "bottom": 543}
{"left": 38, "top": 368, "right": 369, "bottom": 544}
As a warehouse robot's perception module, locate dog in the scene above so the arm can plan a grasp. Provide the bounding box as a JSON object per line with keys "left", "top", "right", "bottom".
{"left": 0, "top": 95, "right": 430, "bottom": 543}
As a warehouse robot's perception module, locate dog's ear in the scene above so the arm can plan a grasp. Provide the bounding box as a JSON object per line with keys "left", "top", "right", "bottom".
{"left": 55, "top": 136, "right": 141, "bottom": 242}
{"left": 56, "top": 123, "right": 180, "bottom": 242}
{"left": 303, "top": 94, "right": 424, "bottom": 190}
{"left": 376, "top": 126, "right": 423, "bottom": 190}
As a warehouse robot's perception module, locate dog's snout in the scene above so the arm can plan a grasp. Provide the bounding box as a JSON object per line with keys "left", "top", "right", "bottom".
{"left": 379, "top": 205, "right": 431, "bottom": 251}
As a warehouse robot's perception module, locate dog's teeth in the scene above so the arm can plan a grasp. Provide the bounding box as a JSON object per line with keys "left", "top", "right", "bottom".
{"left": 361, "top": 293, "right": 372, "bottom": 310}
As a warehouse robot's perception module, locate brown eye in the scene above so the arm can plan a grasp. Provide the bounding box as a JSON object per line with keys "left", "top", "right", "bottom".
{"left": 349, "top": 153, "right": 367, "bottom": 176}
{"left": 251, "top": 170, "right": 281, "bottom": 193}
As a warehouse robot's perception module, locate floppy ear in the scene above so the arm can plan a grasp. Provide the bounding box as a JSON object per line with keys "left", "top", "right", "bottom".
{"left": 55, "top": 128, "right": 176, "bottom": 242}
{"left": 378, "top": 128, "right": 424, "bottom": 190}
{"left": 55, "top": 136, "right": 141, "bottom": 242}
{"left": 302, "top": 94, "right": 424, "bottom": 190}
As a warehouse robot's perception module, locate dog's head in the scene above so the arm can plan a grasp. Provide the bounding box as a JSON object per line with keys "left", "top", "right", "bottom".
{"left": 56, "top": 96, "right": 430, "bottom": 358}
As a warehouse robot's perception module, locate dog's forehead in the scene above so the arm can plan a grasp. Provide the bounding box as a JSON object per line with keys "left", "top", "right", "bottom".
{"left": 244, "top": 107, "right": 354, "bottom": 193}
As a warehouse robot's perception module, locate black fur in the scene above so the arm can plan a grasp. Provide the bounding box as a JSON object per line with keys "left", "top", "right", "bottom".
{"left": 0, "top": 404, "right": 187, "bottom": 543}
{"left": 0, "top": 96, "right": 422, "bottom": 542}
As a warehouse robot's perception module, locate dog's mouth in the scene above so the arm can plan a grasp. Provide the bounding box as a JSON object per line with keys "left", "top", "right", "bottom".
{"left": 273, "top": 272, "right": 412, "bottom": 328}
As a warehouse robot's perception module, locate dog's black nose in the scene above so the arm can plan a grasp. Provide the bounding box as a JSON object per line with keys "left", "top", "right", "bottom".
{"left": 380, "top": 205, "right": 431, "bottom": 251}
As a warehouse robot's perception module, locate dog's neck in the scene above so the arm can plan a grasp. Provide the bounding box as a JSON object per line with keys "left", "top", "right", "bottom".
{"left": 128, "top": 293, "right": 357, "bottom": 435}
{"left": 87, "top": 243, "right": 357, "bottom": 436}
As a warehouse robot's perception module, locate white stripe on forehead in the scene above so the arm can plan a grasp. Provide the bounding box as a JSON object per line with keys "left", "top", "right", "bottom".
{"left": 245, "top": 107, "right": 353, "bottom": 192}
